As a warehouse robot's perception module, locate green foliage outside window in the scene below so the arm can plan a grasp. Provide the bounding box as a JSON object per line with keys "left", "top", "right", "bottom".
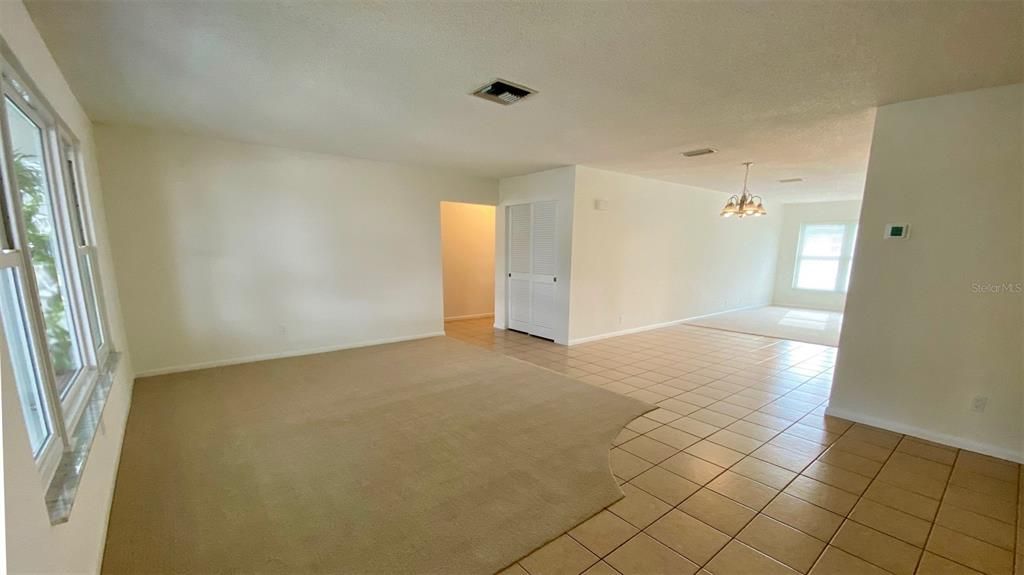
{"left": 13, "top": 151, "right": 76, "bottom": 378}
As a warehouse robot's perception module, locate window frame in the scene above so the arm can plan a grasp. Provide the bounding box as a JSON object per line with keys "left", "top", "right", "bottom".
{"left": 0, "top": 53, "right": 111, "bottom": 486}
{"left": 6, "top": 84, "right": 92, "bottom": 387}
{"left": 54, "top": 128, "right": 109, "bottom": 427}
{"left": 791, "top": 221, "right": 858, "bottom": 293}
{"left": 58, "top": 131, "right": 110, "bottom": 364}
{"left": 0, "top": 80, "right": 67, "bottom": 486}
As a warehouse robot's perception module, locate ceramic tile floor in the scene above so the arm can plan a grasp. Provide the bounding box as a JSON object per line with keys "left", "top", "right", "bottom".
{"left": 444, "top": 318, "right": 1023, "bottom": 575}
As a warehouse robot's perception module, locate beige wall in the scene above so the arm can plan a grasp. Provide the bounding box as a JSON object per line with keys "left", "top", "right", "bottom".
{"left": 95, "top": 125, "right": 498, "bottom": 376}
{"left": 1, "top": 2, "right": 136, "bottom": 572}
{"left": 568, "top": 166, "right": 782, "bottom": 343}
{"left": 831, "top": 84, "right": 1023, "bottom": 462}
{"left": 772, "top": 200, "right": 862, "bottom": 311}
{"left": 440, "top": 202, "right": 495, "bottom": 320}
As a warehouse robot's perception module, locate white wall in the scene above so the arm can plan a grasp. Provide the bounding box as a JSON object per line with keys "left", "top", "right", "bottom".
{"left": 494, "top": 167, "right": 575, "bottom": 344}
{"left": 440, "top": 201, "right": 495, "bottom": 320}
{"left": 95, "top": 125, "right": 497, "bottom": 376}
{"left": 831, "top": 84, "right": 1023, "bottom": 462}
{"left": 568, "top": 166, "right": 782, "bottom": 343}
{"left": 772, "top": 200, "right": 862, "bottom": 311}
{"left": 1, "top": 2, "right": 136, "bottom": 573}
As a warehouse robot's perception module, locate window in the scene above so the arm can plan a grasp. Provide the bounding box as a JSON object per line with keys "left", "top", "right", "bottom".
{"left": 6, "top": 97, "right": 84, "bottom": 395}
{"left": 0, "top": 264, "right": 53, "bottom": 455}
{"left": 793, "top": 222, "right": 858, "bottom": 292}
{"left": 60, "top": 134, "right": 108, "bottom": 359}
{"left": 1, "top": 59, "right": 111, "bottom": 484}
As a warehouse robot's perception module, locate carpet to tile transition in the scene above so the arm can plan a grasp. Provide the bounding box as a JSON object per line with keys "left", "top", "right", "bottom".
{"left": 102, "top": 337, "right": 651, "bottom": 574}
{"left": 684, "top": 305, "right": 842, "bottom": 347}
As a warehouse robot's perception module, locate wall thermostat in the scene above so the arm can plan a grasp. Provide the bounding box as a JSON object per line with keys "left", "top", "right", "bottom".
{"left": 884, "top": 223, "right": 910, "bottom": 239}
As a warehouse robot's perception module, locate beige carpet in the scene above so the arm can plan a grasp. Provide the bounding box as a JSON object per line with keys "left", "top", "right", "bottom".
{"left": 102, "top": 337, "right": 651, "bottom": 574}
{"left": 684, "top": 306, "right": 843, "bottom": 347}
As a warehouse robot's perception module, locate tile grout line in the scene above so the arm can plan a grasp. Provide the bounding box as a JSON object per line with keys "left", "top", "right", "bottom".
{"left": 611, "top": 399, "right": 964, "bottom": 574}
{"left": 920, "top": 450, "right": 1023, "bottom": 573}
{"left": 1017, "top": 466, "right": 1023, "bottom": 575}
{"left": 566, "top": 349, "right": 835, "bottom": 570}
{"left": 606, "top": 358, "right": 847, "bottom": 556}
{"left": 594, "top": 392, "right": 837, "bottom": 573}
{"left": 627, "top": 393, "right": 852, "bottom": 573}
{"left": 808, "top": 424, "right": 907, "bottom": 575}
{"left": 697, "top": 405, "right": 865, "bottom": 574}
{"left": 1016, "top": 464, "right": 1022, "bottom": 569}
{"left": 910, "top": 448, "right": 959, "bottom": 574}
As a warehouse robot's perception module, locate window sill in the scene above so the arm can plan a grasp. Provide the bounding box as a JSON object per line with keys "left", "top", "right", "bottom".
{"left": 44, "top": 352, "right": 121, "bottom": 525}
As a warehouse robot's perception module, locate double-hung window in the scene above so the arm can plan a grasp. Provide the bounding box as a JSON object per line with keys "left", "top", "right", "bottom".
{"left": 792, "top": 222, "right": 858, "bottom": 293}
{"left": 0, "top": 57, "right": 111, "bottom": 485}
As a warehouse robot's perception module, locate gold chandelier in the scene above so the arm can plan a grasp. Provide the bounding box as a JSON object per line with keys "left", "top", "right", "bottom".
{"left": 720, "top": 162, "right": 766, "bottom": 218}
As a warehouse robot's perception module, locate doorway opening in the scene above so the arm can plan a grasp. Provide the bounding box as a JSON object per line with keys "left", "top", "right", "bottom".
{"left": 440, "top": 202, "right": 496, "bottom": 335}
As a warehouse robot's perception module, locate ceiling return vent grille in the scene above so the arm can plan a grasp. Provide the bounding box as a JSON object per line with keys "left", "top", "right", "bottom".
{"left": 473, "top": 79, "right": 536, "bottom": 105}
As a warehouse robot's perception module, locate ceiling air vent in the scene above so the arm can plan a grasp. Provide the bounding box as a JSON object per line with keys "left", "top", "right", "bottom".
{"left": 778, "top": 177, "right": 804, "bottom": 183}
{"left": 473, "top": 79, "right": 536, "bottom": 105}
{"left": 681, "top": 147, "right": 717, "bottom": 157}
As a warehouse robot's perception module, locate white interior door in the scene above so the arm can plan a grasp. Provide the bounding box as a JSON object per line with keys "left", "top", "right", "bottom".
{"left": 506, "top": 203, "right": 532, "bottom": 333}
{"left": 505, "top": 201, "right": 558, "bottom": 339}
{"left": 527, "top": 201, "right": 557, "bottom": 339}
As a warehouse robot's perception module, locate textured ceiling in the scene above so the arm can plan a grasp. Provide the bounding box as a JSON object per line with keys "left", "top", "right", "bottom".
{"left": 25, "top": 1, "right": 1023, "bottom": 202}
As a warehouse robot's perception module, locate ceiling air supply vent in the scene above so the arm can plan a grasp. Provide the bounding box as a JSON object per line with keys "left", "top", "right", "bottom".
{"left": 681, "top": 147, "right": 717, "bottom": 157}
{"left": 473, "top": 79, "right": 535, "bottom": 105}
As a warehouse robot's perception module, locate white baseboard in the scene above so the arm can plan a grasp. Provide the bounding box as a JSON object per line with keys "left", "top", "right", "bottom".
{"left": 825, "top": 405, "right": 1023, "bottom": 464}
{"left": 135, "top": 331, "right": 446, "bottom": 378}
{"left": 569, "top": 319, "right": 691, "bottom": 345}
{"left": 444, "top": 313, "right": 495, "bottom": 321}
{"left": 567, "top": 303, "right": 768, "bottom": 346}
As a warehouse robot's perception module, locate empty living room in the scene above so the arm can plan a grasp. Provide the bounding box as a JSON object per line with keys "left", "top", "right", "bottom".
{"left": 1, "top": 1, "right": 1022, "bottom": 574}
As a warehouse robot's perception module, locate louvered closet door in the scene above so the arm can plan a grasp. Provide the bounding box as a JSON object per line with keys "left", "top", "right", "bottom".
{"left": 506, "top": 203, "right": 532, "bottom": 333}
{"left": 527, "top": 201, "right": 557, "bottom": 339}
